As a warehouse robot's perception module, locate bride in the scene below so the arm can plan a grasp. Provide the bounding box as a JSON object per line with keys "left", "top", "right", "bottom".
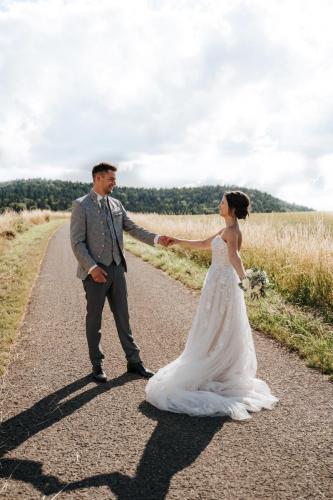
{"left": 145, "top": 191, "right": 278, "bottom": 421}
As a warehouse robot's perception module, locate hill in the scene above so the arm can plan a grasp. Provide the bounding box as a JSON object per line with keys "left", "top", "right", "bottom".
{"left": 0, "top": 179, "right": 312, "bottom": 214}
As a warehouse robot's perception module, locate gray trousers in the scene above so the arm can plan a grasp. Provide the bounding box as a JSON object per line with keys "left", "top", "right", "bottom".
{"left": 82, "top": 262, "right": 141, "bottom": 367}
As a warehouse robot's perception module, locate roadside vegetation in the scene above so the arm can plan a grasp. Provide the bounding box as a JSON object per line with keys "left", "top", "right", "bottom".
{"left": 125, "top": 211, "right": 333, "bottom": 380}
{"left": 0, "top": 210, "right": 69, "bottom": 375}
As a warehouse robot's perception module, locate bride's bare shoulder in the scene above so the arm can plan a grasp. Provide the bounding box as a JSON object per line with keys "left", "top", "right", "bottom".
{"left": 223, "top": 226, "right": 242, "bottom": 239}
{"left": 223, "top": 227, "right": 242, "bottom": 250}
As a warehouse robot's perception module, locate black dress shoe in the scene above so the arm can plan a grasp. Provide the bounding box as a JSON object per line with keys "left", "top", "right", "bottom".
{"left": 92, "top": 366, "right": 107, "bottom": 383}
{"left": 127, "top": 361, "right": 154, "bottom": 379}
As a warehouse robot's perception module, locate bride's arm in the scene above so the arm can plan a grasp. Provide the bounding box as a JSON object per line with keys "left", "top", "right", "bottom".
{"left": 169, "top": 231, "right": 221, "bottom": 250}
{"left": 225, "top": 230, "right": 247, "bottom": 280}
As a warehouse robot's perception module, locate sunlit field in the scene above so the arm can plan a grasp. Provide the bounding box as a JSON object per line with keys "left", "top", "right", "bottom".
{"left": 130, "top": 212, "right": 333, "bottom": 321}
{"left": 0, "top": 209, "right": 69, "bottom": 250}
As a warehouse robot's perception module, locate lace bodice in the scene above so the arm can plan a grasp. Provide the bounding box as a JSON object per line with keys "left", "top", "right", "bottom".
{"left": 211, "top": 235, "right": 231, "bottom": 267}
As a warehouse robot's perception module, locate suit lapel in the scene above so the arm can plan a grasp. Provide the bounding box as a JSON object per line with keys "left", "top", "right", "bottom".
{"left": 89, "top": 189, "right": 102, "bottom": 215}
{"left": 107, "top": 197, "right": 117, "bottom": 211}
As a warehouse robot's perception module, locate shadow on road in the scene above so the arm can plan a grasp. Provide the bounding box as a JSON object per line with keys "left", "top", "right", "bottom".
{"left": 0, "top": 374, "right": 129, "bottom": 458}
{"left": 0, "top": 377, "right": 227, "bottom": 499}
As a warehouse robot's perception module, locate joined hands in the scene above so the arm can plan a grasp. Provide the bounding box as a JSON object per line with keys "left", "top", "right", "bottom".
{"left": 157, "top": 236, "right": 178, "bottom": 247}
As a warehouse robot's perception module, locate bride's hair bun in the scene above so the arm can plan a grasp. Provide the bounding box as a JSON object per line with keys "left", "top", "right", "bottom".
{"left": 225, "top": 191, "right": 250, "bottom": 219}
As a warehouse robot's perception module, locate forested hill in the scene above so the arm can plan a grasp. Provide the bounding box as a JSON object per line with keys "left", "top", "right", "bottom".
{"left": 0, "top": 179, "right": 312, "bottom": 214}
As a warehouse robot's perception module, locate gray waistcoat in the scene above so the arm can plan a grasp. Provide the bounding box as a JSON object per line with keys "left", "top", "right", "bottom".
{"left": 99, "top": 198, "right": 122, "bottom": 266}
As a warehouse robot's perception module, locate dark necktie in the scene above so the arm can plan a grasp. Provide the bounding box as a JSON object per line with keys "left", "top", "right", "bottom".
{"left": 100, "top": 197, "right": 121, "bottom": 265}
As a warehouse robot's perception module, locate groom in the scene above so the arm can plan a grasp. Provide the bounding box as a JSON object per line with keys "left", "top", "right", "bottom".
{"left": 70, "top": 162, "right": 172, "bottom": 382}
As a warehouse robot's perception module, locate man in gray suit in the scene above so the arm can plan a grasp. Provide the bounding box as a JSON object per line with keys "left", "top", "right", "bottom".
{"left": 70, "top": 162, "right": 171, "bottom": 382}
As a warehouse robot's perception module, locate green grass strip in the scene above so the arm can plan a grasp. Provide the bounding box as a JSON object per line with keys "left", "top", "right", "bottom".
{"left": 0, "top": 219, "right": 67, "bottom": 376}
{"left": 125, "top": 235, "right": 333, "bottom": 380}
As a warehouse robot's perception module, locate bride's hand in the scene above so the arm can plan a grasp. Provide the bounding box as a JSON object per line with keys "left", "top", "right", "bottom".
{"left": 166, "top": 237, "right": 179, "bottom": 247}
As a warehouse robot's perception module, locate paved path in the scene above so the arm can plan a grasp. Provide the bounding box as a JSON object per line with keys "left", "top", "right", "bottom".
{"left": 0, "top": 223, "right": 332, "bottom": 499}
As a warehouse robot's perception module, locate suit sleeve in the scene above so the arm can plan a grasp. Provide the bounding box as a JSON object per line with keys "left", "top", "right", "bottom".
{"left": 70, "top": 201, "right": 97, "bottom": 272}
{"left": 120, "top": 202, "right": 158, "bottom": 246}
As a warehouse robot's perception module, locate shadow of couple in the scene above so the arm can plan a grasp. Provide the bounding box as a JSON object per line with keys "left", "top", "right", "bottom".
{"left": 0, "top": 373, "right": 227, "bottom": 499}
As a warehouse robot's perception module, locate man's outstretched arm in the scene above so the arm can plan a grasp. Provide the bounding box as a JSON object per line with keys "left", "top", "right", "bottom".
{"left": 121, "top": 203, "right": 172, "bottom": 247}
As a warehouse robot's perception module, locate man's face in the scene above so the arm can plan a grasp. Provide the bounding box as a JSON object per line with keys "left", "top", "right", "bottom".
{"left": 97, "top": 170, "right": 117, "bottom": 195}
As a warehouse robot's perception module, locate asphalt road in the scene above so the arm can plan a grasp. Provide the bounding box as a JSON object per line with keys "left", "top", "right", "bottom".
{"left": 0, "top": 223, "right": 332, "bottom": 499}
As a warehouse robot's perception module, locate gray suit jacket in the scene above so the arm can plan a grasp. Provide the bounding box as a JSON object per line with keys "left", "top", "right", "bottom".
{"left": 70, "top": 189, "right": 158, "bottom": 280}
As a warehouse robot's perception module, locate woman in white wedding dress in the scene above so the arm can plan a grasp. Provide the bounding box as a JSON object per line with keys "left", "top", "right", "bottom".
{"left": 145, "top": 191, "right": 278, "bottom": 421}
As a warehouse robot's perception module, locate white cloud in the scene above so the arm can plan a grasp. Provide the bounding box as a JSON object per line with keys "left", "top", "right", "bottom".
{"left": 0, "top": 0, "right": 332, "bottom": 210}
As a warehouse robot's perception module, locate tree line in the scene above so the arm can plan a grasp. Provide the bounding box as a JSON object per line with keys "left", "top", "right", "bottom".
{"left": 0, "top": 179, "right": 312, "bottom": 214}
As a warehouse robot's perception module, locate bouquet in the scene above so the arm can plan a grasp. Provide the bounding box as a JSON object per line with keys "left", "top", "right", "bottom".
{"left": 239, "top": 267, "right": 271, "bottom": 298}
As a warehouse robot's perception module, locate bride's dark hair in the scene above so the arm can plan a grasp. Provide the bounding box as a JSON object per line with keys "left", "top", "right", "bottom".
{"left": 225, "top": 191, "right": 250, "bottom": 219}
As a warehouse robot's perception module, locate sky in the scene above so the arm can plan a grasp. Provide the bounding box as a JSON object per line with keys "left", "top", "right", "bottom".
{"left": 0, "top": 0, "right": 332, "bottom": 210}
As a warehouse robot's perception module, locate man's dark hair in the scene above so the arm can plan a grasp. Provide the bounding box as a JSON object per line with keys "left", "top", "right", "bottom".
{"left": 92, "top": 162, "right": 117, "bottom": 179}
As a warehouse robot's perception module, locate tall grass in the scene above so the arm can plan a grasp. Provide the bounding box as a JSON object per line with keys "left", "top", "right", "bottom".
{"left": 129, "top": 212, "right": 333, "bottom": 321}
{"left": 0, "top": 209, "right": 69, "bottom": 247}
{"left": 0, "top": 210, "right": 69, "bottom": 375}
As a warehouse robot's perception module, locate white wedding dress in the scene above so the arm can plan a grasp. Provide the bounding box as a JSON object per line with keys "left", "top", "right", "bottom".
{"left": 145, "top": 235, "right": 278, "bottom": 420}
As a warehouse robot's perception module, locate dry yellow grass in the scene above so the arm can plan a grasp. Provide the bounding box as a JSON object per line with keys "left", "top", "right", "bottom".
{"left": 0, "top": 209, "right": 69, "bottom": 241}
{"left": 0, "top": 210, "right": 69, "bottom": 375}
{"left": 129, "top": 211, "right": 333, "bottom": 318}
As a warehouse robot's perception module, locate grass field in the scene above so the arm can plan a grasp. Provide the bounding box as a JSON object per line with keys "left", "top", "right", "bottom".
{"left": 129, "top": 211, "right": 333, "bottom": 320}
{"left": 0, "top": 210, "right": 69, "bottom": 375}
{"left": 125, "top": 211, "right": 333, "bottom": 379}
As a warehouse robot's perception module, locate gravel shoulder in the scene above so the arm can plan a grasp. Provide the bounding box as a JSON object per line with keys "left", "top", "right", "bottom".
{"left": 0, "top": 223, "right": 332, "bottom": 499}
